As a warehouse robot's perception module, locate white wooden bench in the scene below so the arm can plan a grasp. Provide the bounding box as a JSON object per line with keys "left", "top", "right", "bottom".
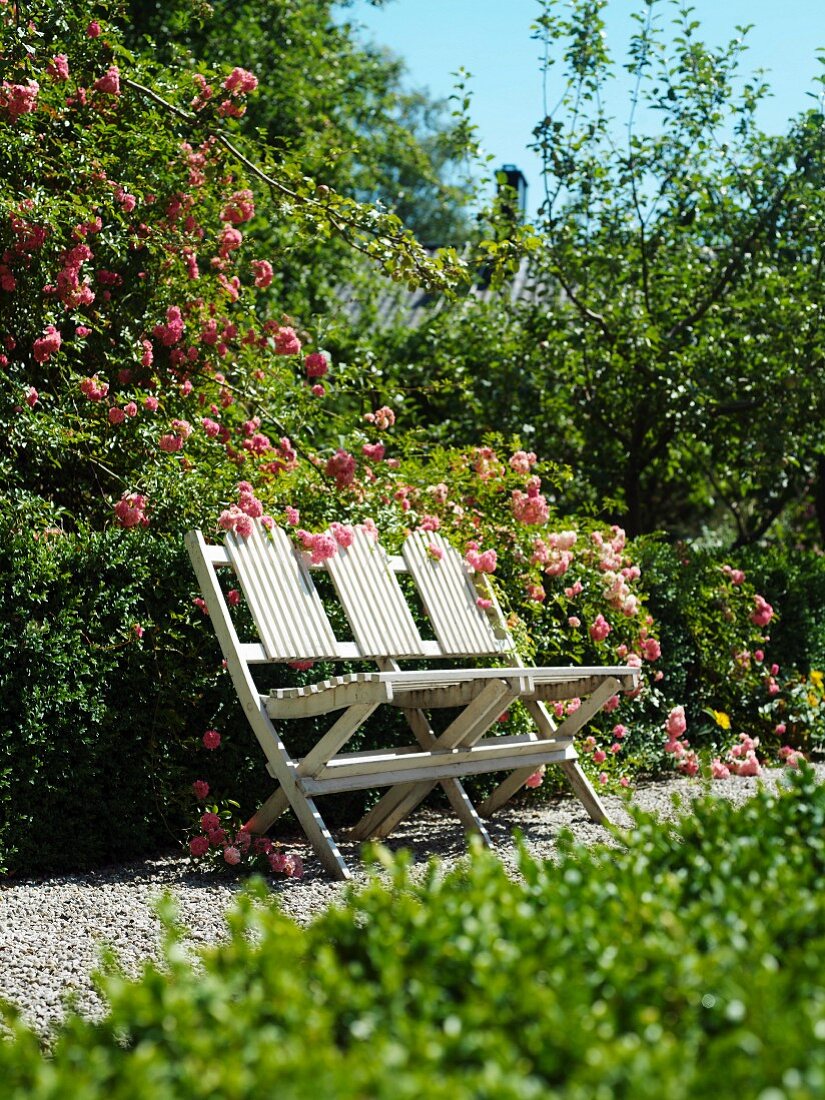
{"left": 185, "top": 522, "right": 639, "bottom": 879}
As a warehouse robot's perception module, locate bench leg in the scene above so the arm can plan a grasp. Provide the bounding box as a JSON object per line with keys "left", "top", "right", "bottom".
{"left": 477, "top": 679, "right": 619, "bottom": 820}
{"left": 349, "top": 678, "right": 517, "bottom": 843}
{"left": 245, "top": 787, "right": 289, "bottom": 834}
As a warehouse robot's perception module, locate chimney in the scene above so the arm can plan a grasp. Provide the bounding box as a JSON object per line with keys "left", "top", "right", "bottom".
{"left": 497, "top": 165, "right": 528, "bottom": 223}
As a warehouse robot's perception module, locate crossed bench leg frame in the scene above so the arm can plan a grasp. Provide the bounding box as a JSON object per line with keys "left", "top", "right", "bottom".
{"left": 242, "top": 665, "right": 621, "bottom": 880}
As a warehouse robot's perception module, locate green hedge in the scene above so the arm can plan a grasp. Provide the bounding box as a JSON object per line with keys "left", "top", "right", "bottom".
{"left": 1, "top": 766, "right": 823, "bottom": 1097}
{"left": 0, "top": 524, "right": 261, "bottom": 875}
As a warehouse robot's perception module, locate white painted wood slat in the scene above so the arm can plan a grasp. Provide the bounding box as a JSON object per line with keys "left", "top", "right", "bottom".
{"left": 403, "top": 530, "right": 514, "bottom": 656}
{"left": 325, "top": 529, "right": 427, "bottom": 658}
{"left": 226, "top": 521, "right": 339, "bottom": 660}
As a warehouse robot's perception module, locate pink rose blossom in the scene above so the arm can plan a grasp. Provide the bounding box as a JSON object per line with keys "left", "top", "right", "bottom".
{"left": 221, "top": 189, "right": 255, "bottom": 224}
{"left": 80, "top": 375, "right": 109, "bottom": 401}
{"left": 678, "top": 752, "right": 700, "bottom": 777}
{"left": 192, "top": 780, "right": 210, "bottom": 800}
{"left": 113, "top": 492, "right": 148, "bottom": 528}
{"left": 201, "top": 811, "right": 220, "bottom": 831}
{"left": 273, "top": 326, "right": 301, "bottom": 356}
{"left": 87, "top": 20, "right": 102, "bottom": 37}
{"left": 1, "top": 79, "right": 39, "bottom": 120}
{"left": 524, "top": 766, "right": 545, "bottom": 789}
{"left": 47, "top": 55, "right": 70, "bottom": 81}
{"left": 750, "top": 594, "right": 774, "bottom": 627}
{"left": 26, "top": 387, "right": 38, "bottom": 408}
{"left": 108, "top": 407, "right": 127, "bottom": 425}
{"left": 710, "top": 758, "right": 731, "bottom": 780}
{"left": 362, "top": 442, "right": 385, "bottom": 462}
{"left": 723, "top": 565, "right": 745, "bottom": 585}
{"left": 641, "top": 637, "right": 661, "bottom": 662}
{"left": 223, "top": 67, "right": 258, "bottom": 95}
{"left": 364, "top": 405, "right": 395, "bottom": 430}
{"left": 202, "top": 729, "right": 221, "bottom": 750}
{"left": 465, "top": 548, "right": 497, "bottom": 574}
{"left": 94, "top": 66, "right": 120, "bottom": 96}
{"left": 227, "top": 589, "right": 241, "bottom": 607}
{"left": 304, "top": 351, "right": 330, "bottom": 378}
{"left": 159, "top": 432, "right": 184, "bottom": 453}
{"left": 589, "top": 614, "right": 611, "bottom": 642}
{"left": 568, "top": 616, "right": 581, "bottom": 628}
{"left": 132, "top": 624, "right": 144, "bottom": 639}
{"left": 508, "top": 450, "right": 537, "bottom": 474}
{"left": 665, "top": 705, "right": 687, "bottom": 739}
{"left": 189, "top": 835, "right": 209, "bottom": 857}
{"left": 325, "top": 449, "right": 356, "bottom": 489}
{"left": 779, "top": 745, "right": 803, "bottom": 768}
{"left": 285, "top": 506, "right": 300, "bottom": 525}
{"left": 33, "top": 324, "right": 62, "bottom": 364}
{"left": 152, "top": 305, "right": 184, "bottom": 347}
{"left": 223, "top": 846, "right": 241, "bottom": 865}
{"left": 251, "top": 259, "right": 273, "bottom": 287}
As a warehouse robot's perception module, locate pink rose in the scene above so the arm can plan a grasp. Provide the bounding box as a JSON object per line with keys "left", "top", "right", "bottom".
{"left": 202, "top": 728, "right": 221, "bottom": 750}
{"left": 589, "top": 614, "right": 611, "bottom": 643}
{"left": 223, "top": 846, "right": 241, "bottom": 865}
{"left": 524, "top": 766, "right": 545, "bottom": 789}
{"left": 33, "top": 324, "right": 61, "bottom": 364}
{"left": 189, "top": 835, "right": 209, "bottom": 857}
{"left": 93, "top": 66, "right": 120, "bottom": 96}
{"left": 665, "top": 705, "right": 686, "bottom": 739}
{"left": 641, "top": 637, "right": 661, "bottom": 662}
{"left": 192, "top": 780, "right": 210, "bottom": 800}
{"left": 305, "top": 351, "right": 329, "bottom": 378}
{"left": 750, "top": 594, "right": 774, "bottom": 627}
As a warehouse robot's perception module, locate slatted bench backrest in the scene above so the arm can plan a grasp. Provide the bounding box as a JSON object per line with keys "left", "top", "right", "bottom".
{"left": 210, "top": 521, "right": 515, "bottom": 663}
{"left": 402, "top": 530, "right": 514, "bottom": 657}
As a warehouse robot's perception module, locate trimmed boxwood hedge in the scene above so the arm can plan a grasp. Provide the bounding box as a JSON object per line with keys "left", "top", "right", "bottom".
{"left": 1, "top": 766, "right": 823, "bottom": 1097}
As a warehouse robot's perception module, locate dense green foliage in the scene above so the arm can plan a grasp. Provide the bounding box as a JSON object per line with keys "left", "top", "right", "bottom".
{"left": 5, "top": 467, "right": 824, "bottom": 876}
{"left": 375, "top": 0, "right": 825, "bottom": 545}
{"left": 2, "top": 766, "right": 823, "bottom": 1096}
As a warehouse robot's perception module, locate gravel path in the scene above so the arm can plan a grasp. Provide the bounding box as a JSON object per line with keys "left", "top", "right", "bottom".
{"left": 2, "top": 765, "right": 821, "bottom": 1040}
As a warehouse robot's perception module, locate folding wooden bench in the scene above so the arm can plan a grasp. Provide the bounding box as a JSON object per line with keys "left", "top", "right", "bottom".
{"left": 185, "top": 521, "right": 639, "bottom": 879}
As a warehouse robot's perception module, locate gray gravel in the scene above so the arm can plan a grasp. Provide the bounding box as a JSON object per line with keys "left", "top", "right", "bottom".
{"left": 2, "top": 764, "right": 822, "bottom": 1040}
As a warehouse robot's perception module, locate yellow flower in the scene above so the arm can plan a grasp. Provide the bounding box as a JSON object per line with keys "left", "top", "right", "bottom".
{"left": 808, "top": 692, "right": 819, "bottom": 708}
{"left": 810, "top": 670, "right": 823, "bottom": 689}
{"left": 712, "top": 710, "right": 731, "bottom": 730}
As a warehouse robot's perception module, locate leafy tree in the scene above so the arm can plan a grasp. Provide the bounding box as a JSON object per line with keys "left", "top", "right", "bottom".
{"left": 120, "top": 0, "right": 477, "bottom": 301}
{"left": 379, "top": 0, "right": 825, "bottom": 546}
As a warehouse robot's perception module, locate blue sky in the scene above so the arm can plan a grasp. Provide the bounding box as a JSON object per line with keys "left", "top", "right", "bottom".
{"left": 346, "top": 0, "right": 825, "bottom": 214}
